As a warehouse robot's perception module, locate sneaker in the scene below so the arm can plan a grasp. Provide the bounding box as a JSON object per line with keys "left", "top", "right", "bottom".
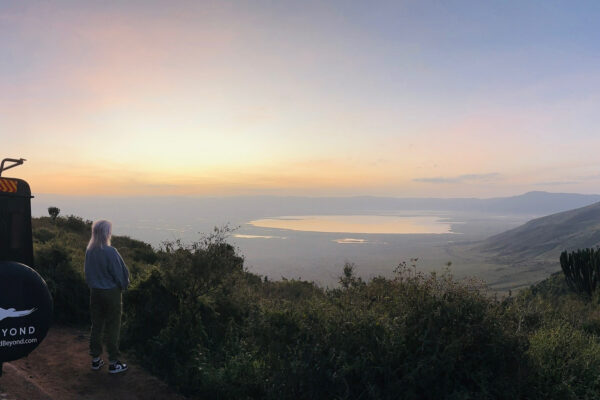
{"left": 108, "top": 360, "right": 128, "bottom": 374}
{"left": 91, "top": 358, "right": 104, "bottom": 371}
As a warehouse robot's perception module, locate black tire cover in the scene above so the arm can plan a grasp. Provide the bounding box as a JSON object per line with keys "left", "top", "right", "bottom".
{"left": 0, "top": 261, "right": 53, "bottom": 362}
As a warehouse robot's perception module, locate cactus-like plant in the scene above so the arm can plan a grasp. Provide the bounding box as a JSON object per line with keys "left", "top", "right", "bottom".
{"left": 560, "top": 248, "right": 600, "bottom": 297}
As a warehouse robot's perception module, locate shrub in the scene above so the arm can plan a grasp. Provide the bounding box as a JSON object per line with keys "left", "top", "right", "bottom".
{"left": 38, "top": 216, "right": 600, "bottom": 400}
{"left": 121, "top": 268, "right": 178, "bottom": 357}
{"left": 112, "top": 235, "right": 158, "bottom": 264}
{"left": 251, "top": 269, "right": 530, "bottom": 400}
{"left": 34, "top": 241, "right": 89, "bottom": 324}
{"left": 528, "top": 322, "right": 600, "bottom": 399}
{"left": 56, "top": 215, "right": 92, "bottom": 233}
{"left": 33, "top": 227, "right": 55, "bottom": 243}
{"left": 121, "top": 232, "right": 256, "bottom": 398}
{"left": 118, "top": 236, "right": 537, "bottom": 399}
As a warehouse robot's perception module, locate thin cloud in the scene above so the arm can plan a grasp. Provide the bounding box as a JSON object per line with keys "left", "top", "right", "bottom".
{"left": 413, "top": 173, "right": 500, "bottom": 184}
{"left": 578, "top": 174, "right": 600, "bottom": 181}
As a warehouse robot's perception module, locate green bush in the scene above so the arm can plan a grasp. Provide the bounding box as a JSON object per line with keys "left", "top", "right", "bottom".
{"left": 56, "top": 215, "right": 92, "bottom": 232}
{"left": 121, "top": 268, "right": 178, "bottom": 358}
{"left": 121, "top": 233, "right": 257, "bottom": 398}
{"left": 112, "top": 235, "right": 158, "bottom": 264}
{"left": 32, "top": 215, "right": 600, "bottom": 400}
{"left": 251, "top": 270, "right": 529, "bottom": 400}
{"left": 528, "top": 322, "right": 600, "bottom": 399}
{"left": 122, "top": 249, "right": 533, "bottom": 399}
{"left": 34, "top": 241, "right": 89, "bottom": 324}
{"left": 33, "top": 227, "right": 55, "bottom": 243}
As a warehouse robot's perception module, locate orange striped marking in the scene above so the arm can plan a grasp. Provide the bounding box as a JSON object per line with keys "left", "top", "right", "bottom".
{"left": 0, "top": 178, "right": 18, "bottom": 193}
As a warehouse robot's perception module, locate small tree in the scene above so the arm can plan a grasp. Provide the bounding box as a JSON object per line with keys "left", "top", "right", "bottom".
{"left": 48, "top": 206, "right": 60, "bottom": 221}
{"left": 339, "top": 262, "right": 364, "bottom": 289}
{"left": 560, "top": 248, "right": 600, "bottom": 297}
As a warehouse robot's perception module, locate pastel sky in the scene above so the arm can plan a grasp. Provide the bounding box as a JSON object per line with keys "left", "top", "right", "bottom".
{"left": 2, "top": 0, "right": 600, "bottom": 197}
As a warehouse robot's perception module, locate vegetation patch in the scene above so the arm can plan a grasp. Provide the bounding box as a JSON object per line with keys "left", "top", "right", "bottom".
{"left": 31, "top": 216, "right": 600, "bottom": 399}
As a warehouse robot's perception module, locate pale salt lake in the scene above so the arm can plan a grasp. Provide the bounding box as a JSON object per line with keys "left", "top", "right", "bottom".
{"left": 248, "top": 215, "right": 454, "bottom": 234}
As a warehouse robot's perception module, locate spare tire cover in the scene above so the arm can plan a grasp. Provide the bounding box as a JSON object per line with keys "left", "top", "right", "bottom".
{"left": 0, "top": 261, "right": 53, "bottom": 362}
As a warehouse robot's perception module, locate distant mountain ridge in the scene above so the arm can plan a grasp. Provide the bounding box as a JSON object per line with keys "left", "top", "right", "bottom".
{"left": 33, "top": 191, "right": 600, "bottom": 219}
{"left": 469, "top": 191, "right": 600, "bottom": 215}
{"left": 479, "top": 200, "right": 600, "bottom": 261}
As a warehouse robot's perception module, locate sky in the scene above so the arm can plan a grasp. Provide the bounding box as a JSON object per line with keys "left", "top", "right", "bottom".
{"left": 2, "top": 0, "right": 600, "bottom": 198}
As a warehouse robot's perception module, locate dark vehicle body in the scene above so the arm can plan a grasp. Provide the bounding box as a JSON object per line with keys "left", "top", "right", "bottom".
{"left": 0, "top": 176, "right": 34, "bottom": 267}
{"left": 0, "top": 159, "right": 53, "bottom": 376}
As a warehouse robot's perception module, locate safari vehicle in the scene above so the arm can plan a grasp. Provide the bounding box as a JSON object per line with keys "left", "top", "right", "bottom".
{"left": 0, "top": 158, "right": 52, "bottom": 376}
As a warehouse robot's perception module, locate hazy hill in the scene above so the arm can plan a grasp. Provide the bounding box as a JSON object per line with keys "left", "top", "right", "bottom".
{"left": 479, "top": 200, "right": 600, "bottom": 260}
{"left": 472, "top": 191, "right": 600, "bottom": 215}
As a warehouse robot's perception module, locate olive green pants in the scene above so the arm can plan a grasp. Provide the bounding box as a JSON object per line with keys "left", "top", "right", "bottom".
{"left": 89, "top": 288, "right": 122, "bottom": 362}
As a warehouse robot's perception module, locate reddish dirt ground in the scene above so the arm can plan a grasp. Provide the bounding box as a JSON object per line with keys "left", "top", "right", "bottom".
{"left": 0, "top": 326, "right": 188, "bottom": 400}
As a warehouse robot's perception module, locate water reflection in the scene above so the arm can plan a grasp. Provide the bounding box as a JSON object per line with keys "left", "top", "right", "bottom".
{"left": 334, "top": 238, "right": 368, "bottom": 244}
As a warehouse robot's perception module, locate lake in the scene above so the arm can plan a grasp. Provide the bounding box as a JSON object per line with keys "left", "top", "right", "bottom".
{"left": 248, "top": 215, "right": 454, "bottom": 234}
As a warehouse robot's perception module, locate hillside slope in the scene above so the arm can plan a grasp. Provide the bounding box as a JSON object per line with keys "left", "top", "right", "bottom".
{"left": 479, "top": 201, "right": 600, "bottom": 260}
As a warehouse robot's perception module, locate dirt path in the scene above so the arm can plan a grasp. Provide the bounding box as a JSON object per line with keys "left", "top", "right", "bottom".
{"left": 0, "top": 326, "right": 188, "bottom": 400}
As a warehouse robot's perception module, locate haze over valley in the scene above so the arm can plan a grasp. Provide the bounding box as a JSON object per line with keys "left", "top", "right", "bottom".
{"left": 31, "top": 191, "right": 600, "bottom": 290}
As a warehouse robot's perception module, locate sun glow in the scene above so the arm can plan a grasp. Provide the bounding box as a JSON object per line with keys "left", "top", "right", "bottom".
{"left": 4, "top": 2, "right": 600, "bottom": 197}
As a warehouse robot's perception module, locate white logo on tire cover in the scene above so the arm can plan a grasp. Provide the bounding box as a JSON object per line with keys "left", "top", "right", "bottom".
{"left": 0, "top": 308, "right": 37, "bottom": 322}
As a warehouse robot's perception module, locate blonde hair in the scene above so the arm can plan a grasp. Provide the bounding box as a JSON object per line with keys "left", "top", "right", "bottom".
{"left": 87, "top": 220, "right": 112, "bottom": 250}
